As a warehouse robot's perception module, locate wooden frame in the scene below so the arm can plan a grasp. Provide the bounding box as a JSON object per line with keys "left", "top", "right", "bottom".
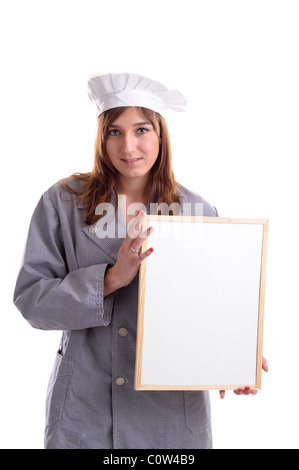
{"left": 135, "top": 216, "right": 268, "bottom": 391}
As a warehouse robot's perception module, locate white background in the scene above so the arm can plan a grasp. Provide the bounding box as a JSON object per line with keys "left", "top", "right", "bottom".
{"left": 1, "top": 0, "right": 298, "bottom": 449}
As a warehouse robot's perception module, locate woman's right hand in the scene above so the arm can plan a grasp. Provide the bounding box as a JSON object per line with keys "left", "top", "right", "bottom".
{"left": 104, "top": 210, "right": 154, "bottom": 296}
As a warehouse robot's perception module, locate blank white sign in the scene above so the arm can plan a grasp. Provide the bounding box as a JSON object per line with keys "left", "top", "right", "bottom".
{"left": 135, "top": 216, "right": 268, "bottom": 390}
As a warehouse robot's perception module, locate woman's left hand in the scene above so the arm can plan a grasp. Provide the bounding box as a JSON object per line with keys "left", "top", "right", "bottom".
{"left": 219, "top": 357, "right": 268, "bottom": 399}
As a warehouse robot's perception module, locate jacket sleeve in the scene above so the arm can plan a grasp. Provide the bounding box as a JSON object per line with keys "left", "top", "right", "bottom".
{"left": 13, "top": 191, "right": 115, "bottom": 331}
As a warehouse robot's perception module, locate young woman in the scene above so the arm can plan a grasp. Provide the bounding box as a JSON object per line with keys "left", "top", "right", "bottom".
{"left": 14, "top": 73, "right": 267, "bottom": 449}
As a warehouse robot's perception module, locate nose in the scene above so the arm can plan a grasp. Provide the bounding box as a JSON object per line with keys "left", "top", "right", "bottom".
{"left": 122, "top": 132, "right": 136, "bottom": 154}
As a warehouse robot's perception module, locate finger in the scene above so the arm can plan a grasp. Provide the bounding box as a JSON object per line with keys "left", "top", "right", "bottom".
{"left": 234, "top": 387, "right": 258, "bottom": 396}
{"left": 131, "top": 226, "right": 154, "bottom": 253}
{"left": 138, "top": 246, "right": 154, "bottom": 263}
{"left": 140, "top": 225, "right": 154, "bottom": 241}
{"left": 122, "top": 212, "right": 146, "bottom": 250}
{"left": 262, "top": 356, "right": 268, "bottom": 372}
{"left": 126, "top": 210, "right": 146, "bottom": 241}
{"left": 139, "top": 221, "right": 153, "bottom": 239}
{"left": 219, "top": 390, "right": 225, "bottom": 399}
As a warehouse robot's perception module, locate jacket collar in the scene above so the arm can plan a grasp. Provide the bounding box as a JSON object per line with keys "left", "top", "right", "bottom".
{"left": 81, "top": 190, "right": 124, "bottom": 262}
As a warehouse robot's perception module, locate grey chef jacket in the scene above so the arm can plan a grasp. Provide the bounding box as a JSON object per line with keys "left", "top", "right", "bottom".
{"left": 13, "top": 178, "right": 218, "bottom": 449}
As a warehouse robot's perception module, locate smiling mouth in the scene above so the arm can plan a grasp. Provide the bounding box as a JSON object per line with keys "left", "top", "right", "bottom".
{"left": 121, "top": 158, "right": 142, "bottom": 164}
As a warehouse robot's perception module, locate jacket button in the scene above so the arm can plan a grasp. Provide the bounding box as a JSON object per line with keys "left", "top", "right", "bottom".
{"left": 116, "top": 377, "right": 126, "bottom": 386}
{"left": 89, "top": 225, "right": 97, "bottom": 234}
{"left": 118, "top": 327, "right": 128, "bottom": 337}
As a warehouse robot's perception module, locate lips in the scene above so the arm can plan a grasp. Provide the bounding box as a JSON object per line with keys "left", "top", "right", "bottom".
{"left": 121, "top": 158, "right": 142, "bottom": 164}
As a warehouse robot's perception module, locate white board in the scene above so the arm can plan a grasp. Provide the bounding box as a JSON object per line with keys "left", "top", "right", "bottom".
{"left": 135, "top": 216, "right": 268, "bottom": 390}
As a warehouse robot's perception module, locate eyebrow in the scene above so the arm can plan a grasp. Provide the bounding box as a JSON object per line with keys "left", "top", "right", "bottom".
{"left": 108, "top": 121, "right": 152, "bottom": 128}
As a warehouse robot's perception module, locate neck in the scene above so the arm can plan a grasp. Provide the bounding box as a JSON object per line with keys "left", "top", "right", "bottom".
{"left": 115, "top": 176, "right": 151, "bottom": 205}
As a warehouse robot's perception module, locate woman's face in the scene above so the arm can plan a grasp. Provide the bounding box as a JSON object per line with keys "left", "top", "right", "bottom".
{"left": 105, "top": 107, "right": 160, "bottom": 188}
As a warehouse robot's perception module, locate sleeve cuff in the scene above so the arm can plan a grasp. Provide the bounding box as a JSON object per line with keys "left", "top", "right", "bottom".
{"left": 97, "top": 263, "right": 115, "bottom": 326}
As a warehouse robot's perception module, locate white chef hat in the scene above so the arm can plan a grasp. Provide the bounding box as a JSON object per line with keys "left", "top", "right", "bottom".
{"left": 87, "top": 73, "right": 187, "bottom": 119}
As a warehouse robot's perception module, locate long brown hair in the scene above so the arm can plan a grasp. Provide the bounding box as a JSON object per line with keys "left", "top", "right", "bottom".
{"left": 60, "top": 106, "right": 180, "bottom": 225}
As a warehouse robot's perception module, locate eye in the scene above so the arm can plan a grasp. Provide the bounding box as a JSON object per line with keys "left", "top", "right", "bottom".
{"left": 137, "top": 127, "right": 149, "bottom": 134}
{"left": 108, "top": 129, "right": 120, "bottom": 136}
